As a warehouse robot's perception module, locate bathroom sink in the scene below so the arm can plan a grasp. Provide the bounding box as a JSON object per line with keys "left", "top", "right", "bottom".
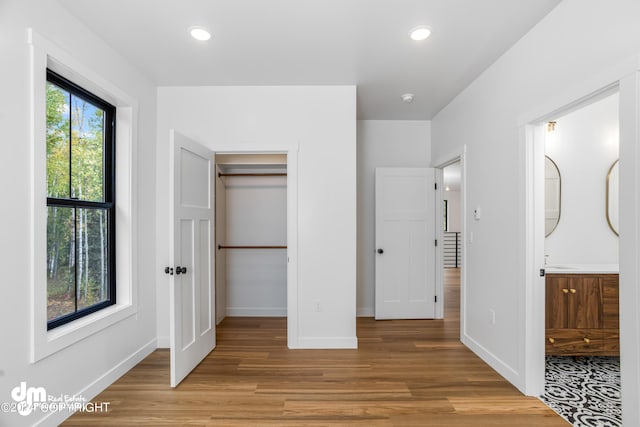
{"left": 545, "top": 264, "right": 619, "bottom": 274}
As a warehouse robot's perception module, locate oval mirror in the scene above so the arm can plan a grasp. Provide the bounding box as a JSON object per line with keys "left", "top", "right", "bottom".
{"left": 545, "top": 156, "right": 561, "bottom": 237}
{"left": 607, "top": 159, "right": 619, "bottom": 236}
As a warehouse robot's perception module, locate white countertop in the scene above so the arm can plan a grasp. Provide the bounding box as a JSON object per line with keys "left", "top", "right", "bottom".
{"left": 545, "top": 264, "right": 619, "bottom": 274}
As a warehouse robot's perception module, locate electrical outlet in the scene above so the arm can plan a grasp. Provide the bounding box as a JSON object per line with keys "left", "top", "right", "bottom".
{"left": 489, "top": 309, "right": 496, "bottom": 325}
{"left": 314, "top": 300, "right": 321, "bottom": 312}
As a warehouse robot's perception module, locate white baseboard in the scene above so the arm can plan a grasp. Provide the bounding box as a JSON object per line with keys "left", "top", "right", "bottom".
{"left": 226, "top": 307, "right": 287, "bottom": 317}
{"left": 357, "top": 307, "right": 374, "bottom": 317}
{"left": 294, "top": 336, "right": 358, "bottom": 349}
{"left": 157, "top": 335, "right": 169, "bottom": 348}
{"left": 34, "top": 338, "right": 157, "bottom": 427}
{"left": 461, "top": 332, "right": 522, "bottom": 391}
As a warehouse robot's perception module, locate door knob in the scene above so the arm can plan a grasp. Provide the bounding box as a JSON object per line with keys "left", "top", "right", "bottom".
{"left": 164, "top": 267, "right": 174, "bottom": 275}
{"left": 377, "top": 248, "right": 384, "bottom": 254}
{"left": 175, "top": 266, "right": 187, "bottom": 275}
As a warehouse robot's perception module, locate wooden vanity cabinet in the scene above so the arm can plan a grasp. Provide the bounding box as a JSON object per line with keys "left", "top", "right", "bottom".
{"left": 545, "top": 274, "right": 619, "bottom": 356}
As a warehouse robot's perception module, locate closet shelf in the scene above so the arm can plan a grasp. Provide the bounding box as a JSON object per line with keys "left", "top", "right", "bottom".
{"left": 218, "top": 172, "right": 287, "bottom": 177}
{"left": 217, "top": 245, "right": 287, "bottom": 250}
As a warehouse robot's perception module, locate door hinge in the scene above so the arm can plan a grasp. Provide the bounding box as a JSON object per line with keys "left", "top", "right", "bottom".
{"left": 540, "top": 268, "right": 545, "bottom": 277}
{"left": 435, "top": 183, "right": 437, "bottom": 190}
{"left": 434, "top": 295, "right": 438, "bottom": 303}
{"left": 435, "top": 239, "right": 438, "bottom": 247}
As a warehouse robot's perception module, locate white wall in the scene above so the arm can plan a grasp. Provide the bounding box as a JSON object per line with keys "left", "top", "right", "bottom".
{"left": 444, "top": 190, "right": 461, "bottom": 233}
{"left": 0, "top": 1, "right": 157, "bottom": 426}
{"left": 222, "top": 174, "right": 287, "bottom": 316}
{"left": 430, "top": 0, "right": 640, "bottom": 423}
{"left": 356, "top": 120, "right": 430, "bottom": 316}
{"left": 545, "top": 93, "right": 619, "bottom": 264}
{"left": 156, "top": 86, "right": 357, "bottom": 348}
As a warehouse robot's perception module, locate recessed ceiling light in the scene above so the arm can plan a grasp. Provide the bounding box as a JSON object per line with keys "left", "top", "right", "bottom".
{"left": 189, "top": 26, "right": 211, "bottom": 41}
{"left": 401, "top": 93, "right": 415, "bottom": 103}
{"left": 409, "top": 26, "right": 431, "bottom": 41}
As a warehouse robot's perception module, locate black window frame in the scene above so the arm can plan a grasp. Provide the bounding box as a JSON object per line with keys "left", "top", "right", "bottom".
{"left": 443, "top": 199, "right": 448, "bottom": 232}
{"left": 46, "top": 69, "right": 116, "bottom": 330}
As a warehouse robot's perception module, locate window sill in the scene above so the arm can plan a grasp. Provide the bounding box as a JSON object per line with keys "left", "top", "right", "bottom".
{"left": 33, "top": 303, "right": 137, "bottom": 363}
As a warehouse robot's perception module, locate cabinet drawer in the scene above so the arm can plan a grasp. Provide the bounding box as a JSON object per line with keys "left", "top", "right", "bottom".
{"left": 546, "top": 329, "right": 603, "bottom": 355}
{"left": 602, "top": 329, "right": 619, "bottom": 355}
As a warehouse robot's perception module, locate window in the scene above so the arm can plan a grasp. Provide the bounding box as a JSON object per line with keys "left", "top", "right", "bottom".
{"left": 443, "top": 199, "right": 448, "bottom": 232}
{"left": 46, "top": 69, "right": 116, "bottom": 330}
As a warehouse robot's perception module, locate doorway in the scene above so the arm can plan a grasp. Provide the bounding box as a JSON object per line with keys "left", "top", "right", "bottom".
{"left": 168, "top": 132, "right": 300, "bottom": 386}
{"left": 214, "top": 154, "right": 288, "bottom": 326}
{"left": 525, "top": 88, "right": 621, "bottom": 424}
{"left": 435, "top": 151, "right": 466, "bottom": 337}
{"left": 542, "top": 91, "right": 620, "bottom": 425}
{"left": 442, "top": 161, "right": 463, "bottom": 325}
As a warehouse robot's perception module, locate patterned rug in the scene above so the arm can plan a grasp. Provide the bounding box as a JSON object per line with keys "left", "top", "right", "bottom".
{"left": 542, "top": 356, "right": 621, "bottom": 427}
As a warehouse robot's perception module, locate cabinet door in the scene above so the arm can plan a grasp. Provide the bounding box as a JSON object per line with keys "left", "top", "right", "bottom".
{"left": 568, "top": 276, "right": 602, "bottom": 329}
{"left": 602, "top": 275, "right": 620, "bottom": 355}
{"left": 546, "top": 276, "right": 569, "bottom": 329}
{"left": 602, "top": 276, "right": 619, "bottom": 329}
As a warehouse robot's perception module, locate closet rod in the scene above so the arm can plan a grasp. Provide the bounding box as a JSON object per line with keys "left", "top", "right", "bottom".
{"left": 218, "top": 172, "right": 287, "bottom": 177}
{"left": 218, "top": 245, "right": 287, "bottom": 250}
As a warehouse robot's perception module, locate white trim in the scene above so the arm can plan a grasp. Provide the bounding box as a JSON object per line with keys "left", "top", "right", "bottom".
{"left": 432, "top": 147, "right": 467, "bottom": 170}
{"left": 520, "top": 123, "right": 546, "bottom": 396}
{"left": 210, "top": 142, "right": 300, "bottom": 349}
{"left": 33, "top": 338, "right": 156, "bottom": 427}
{"left": 434, "top": 168, "right": 444, "bottom": 319}
{"left": 225, "top": 308, "right": 287, "bottom": 317}
{"left": 460, "top": 151, "right": 467, "bottom": 341}
{"left": 461, "top": 333, "right": 520, "bottom": 386}
{"left": 28, "top": 29, "right": 139, "bottom": 362}
{"left": 296, "top": 337, "right": 358, "bottom": 349}
{"left": 619, "top": 71, "right": 640, "bottom": 426}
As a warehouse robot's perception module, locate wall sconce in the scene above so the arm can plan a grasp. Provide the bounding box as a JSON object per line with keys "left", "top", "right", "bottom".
{"left": 547, "top": 121, "right": 557, "bottom": 132}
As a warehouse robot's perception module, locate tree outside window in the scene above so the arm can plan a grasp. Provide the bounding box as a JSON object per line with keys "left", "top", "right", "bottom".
{"left": 46, "top": 70, "right": 116, "bottom": 330}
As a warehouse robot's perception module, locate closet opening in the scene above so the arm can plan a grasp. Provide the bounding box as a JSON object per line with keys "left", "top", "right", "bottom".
{"left": 214, "top": 154, "right": 288, "bottom": 346}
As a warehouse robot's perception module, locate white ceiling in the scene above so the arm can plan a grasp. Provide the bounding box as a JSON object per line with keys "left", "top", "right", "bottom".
{"left": 58, "top": 0, "right": 561, "bottom": 120}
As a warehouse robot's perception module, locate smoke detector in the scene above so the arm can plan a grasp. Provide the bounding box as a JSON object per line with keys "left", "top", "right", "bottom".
{"left": 401, "top": 93, "right": 415, "bottom": 103}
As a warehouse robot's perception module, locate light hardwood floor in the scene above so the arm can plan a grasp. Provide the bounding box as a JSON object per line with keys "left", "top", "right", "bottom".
{"left": 65, "top": 269, "right": 566, "bottom": 426}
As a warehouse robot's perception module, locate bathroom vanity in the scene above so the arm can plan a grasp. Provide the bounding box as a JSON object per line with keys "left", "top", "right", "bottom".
{"left": 545, "top": 265, "right": 619, "bottom": 356}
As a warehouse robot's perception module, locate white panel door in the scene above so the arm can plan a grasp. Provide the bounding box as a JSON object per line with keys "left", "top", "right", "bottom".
{"left": 170, "top": 130, "right": 215, "bottom": 387}
{"left": 375, "top": 168, "right": 436, "bottom": 319}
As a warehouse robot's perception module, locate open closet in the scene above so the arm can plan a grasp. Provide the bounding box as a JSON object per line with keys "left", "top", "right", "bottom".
{"left": 215, "top": 154, "right": 288, "bottom": 324}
